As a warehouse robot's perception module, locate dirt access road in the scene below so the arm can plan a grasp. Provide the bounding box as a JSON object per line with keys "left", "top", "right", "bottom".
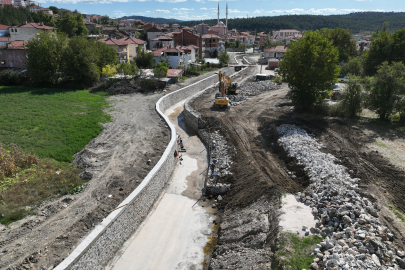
{"left": 0, "top": 70, "right": 225, "bottom": 270}
{"left": 191, "top": 72, "right": 405, "bottom": 268}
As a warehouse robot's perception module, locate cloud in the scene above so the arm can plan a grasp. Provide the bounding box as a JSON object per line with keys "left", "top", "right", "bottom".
{"left": 229, "top": 9, "right": 240, "bottom": 13}
{"left": 155, "top": 9, "right": 170, "bottom": 13}
{"left": 253, "top": 9, "right": 262, "bottom": 14}
{"left": 264, "top": 8, "right": 383, "bottom": 15}
{"left": 43, "top": 0, "right": 149, "bottom": 4}
{"left": 200, "top": 7, "right": 207, "bottom": 10}
{"left": 155, "top": 0, "right": 186, "bottom": 2}
{"left": 173, "top": 8, "right": 194, "bottom": 10}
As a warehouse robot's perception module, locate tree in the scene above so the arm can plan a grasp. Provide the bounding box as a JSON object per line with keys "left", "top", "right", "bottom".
{"left": 26, "top": 31, "right": 68, "bottom": 84}
{"left": 154, "top": 62, "right": 168, "bottom": 78}
{"left": 279, "top": 30, "right": 340, "bottom": 111}
{"left": 218, "top": 51, "right": 230, "bottom": 66}
{"left": 117, "top": 62, "right": 139, "bottom": 77}
{"left": 262, "top": 32, "right": 275, "bottom": 49}
{"left": 135, "top": 49, "right": 154, "bottom": 69}
{"left": 57, "top": 13, "right": 88, "bottom": 38}
{"left": 339, "top": 57, "right": 363, "bottom": 77}
{"left": 212, "top": 49, "right": 218, "bottom": 58}
{"left": 341, "top": 77, "right": 363, "bottom": 117}
{"left": 101, "top": 15, "right": 109, "bottom": 25}
{"left": 94, "top": 41, "right": 118, "bottom": 70}
{"left": 321, "top": 28, "right": 357, "bottom": 62}
{"left": 225, "top": 41, "right": 231, "bottom": 52}
{"left": 364, "top": 61, "right": 405, "bottom": 120}
{"left": 62, "top": 37, "right": 100, "bottom": 84}
{"left": 48, "top": 6, "right": 59, "bottom": 15}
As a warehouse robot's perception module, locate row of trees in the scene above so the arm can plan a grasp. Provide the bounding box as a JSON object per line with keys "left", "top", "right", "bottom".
{"left": 279, "top": 28, "right": 405, "bottom": 121}
{"left": 26, "top": 31, "right": 117, "bottom": 84}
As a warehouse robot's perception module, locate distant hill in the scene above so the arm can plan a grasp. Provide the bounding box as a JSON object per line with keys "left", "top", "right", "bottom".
{"left": 181, "top": 12, "right": 405, "bottom": 34}
{"left": 118, "top": 15, "right": 183, "bottom": 24}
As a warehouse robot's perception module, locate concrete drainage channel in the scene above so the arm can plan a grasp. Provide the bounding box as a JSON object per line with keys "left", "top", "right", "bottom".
{"left": 53, "top": 67, "right": 244, "bottom": 270}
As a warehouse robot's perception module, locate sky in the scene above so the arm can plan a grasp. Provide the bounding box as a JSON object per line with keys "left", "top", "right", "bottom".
{"left": 34, "top": 0, "right": 404, "bottom": 21}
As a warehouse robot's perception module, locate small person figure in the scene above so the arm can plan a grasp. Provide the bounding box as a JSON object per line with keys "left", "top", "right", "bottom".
{"left": 174, "top": 150, "right": 178, "bottom": 158}
{"left": 210, "top": 163, "right": 215, "bottom": 175}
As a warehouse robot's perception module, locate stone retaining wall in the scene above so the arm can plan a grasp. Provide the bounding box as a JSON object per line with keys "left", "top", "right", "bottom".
{"left": 54, "top": 67, "right": 235, "bottom": 270}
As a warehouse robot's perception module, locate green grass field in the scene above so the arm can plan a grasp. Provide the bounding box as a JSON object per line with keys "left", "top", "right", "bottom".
{"left": 0, "top": 86, "right": 110, "bottom": 224}
{"left": 0, "top": 86, "right": 110, "bottom": 162}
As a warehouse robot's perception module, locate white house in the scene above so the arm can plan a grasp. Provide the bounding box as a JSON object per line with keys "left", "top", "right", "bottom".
{"left": 263, "top": 45, "right": 287, "bottom": 59}
{"left": 9, "top": 22, "right": 57, "bottom": 41}
{"left": 147, "top": 26, "right": 165, "bottom": 43}
{"left": 153, "top": 46, "right": 191, "bottom": 69}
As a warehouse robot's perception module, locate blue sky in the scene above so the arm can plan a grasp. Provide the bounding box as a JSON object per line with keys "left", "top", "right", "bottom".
{"left": 35, "top": 0, "right": 404, "bottom": 21}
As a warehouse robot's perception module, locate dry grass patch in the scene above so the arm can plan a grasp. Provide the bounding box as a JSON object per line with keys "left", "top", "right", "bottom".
{"left": 0, "top": 144, "right": 84, "bottom": 225}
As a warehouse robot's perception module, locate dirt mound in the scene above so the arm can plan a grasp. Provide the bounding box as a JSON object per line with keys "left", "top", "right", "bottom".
{"left": 106, "top": 79, "right": 142, "bottom": 95}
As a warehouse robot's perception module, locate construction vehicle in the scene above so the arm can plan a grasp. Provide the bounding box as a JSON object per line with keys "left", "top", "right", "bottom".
{"left": 214, "top": 71, "right": 230, "bottom": 108}
{"left": 220, "top": 71, "right": 240, "bottom": 95}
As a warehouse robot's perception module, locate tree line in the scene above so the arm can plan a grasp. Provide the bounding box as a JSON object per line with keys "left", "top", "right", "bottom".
{"left": 278, "top": 25, "right": 405, "bottom": 122}
{"left": 181, "top": 12, "right": 405, "bottom": 34}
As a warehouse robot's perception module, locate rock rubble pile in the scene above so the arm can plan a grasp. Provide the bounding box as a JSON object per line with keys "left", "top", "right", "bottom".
{"left": 277, "top": 124, "right": 405, "bottom": 270}
{"left": 228, "top": 80, "right": 279, "bottom": 106}
{"left": 205, "top": 131, "right": 232, "bottom": 196}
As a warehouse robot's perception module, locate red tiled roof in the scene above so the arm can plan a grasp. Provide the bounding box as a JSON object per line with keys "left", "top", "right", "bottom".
{"left": 84, "top": 21, "right": 97, "bottom": 25}
{"left": 278, "top": 29, "right": 299, "bottom": 32}
{"left": 0, "top": 37, "right": 10, "bottom": 42}
{"left": 264, "top": 45, "right": 287, "bottom": 53}
{"left": 0, "top": 25, "right": 10, "bottom": 30}
{"left": 11, "top": 22, "right": 56, "bottom": 30}
{"left": 164, "top": 47, "right": 184, "bottom": 53}
{"left": 152, "top": 46, "right": 170, "bottom": 56}
{"left": 98, "top": 37, "right": 128, "bottom": 46}
{"left": 0, "top": 40, "right": 28, "bottom": 50}
{"left": 167, "top": 69, "right": 183, "bottom": 77}
{"left": 119, "top": 37, "right": 146, "bottom": 45}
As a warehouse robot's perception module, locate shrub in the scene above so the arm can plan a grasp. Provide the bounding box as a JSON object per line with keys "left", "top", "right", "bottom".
{"left": 0, "top": 69, "right": 22, "bottom": 86}
{"left": 341, "top": 76, "right": 363, "bottom": 117}
{"left": 102, "top": 64, "right": 117, "bottom": 77}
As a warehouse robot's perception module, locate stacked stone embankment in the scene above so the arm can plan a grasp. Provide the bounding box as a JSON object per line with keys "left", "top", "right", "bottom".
{"left": 228, "top": 80, "right": 279, "bottom": 106}
{"left": 277, "top": 124, "right": 405, "bottom": 270}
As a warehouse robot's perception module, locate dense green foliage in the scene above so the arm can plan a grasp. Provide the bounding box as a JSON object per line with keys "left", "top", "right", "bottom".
{"left": 26, "top": 31, "right": 68, "bottom": 85}
{"left": 182, "top": 12, "right": 405, "bottom": 33}
{"left": 341, "top": 77, "right": 363, "bottom": 117}
{"left": 218, "top": 51, "right": 230, "bottom": 66}
{"left": 279, "top": 31, "right": 340, "bottom": 111}
{"left": 0, "top": 86, "right": 110, "bottom": 162}
{"left": 0, "top": 70, "right": 22, "bottom": 86}
{"left": 320, "top": 28, "right": 357, "bottom": 62}
{"left": 363, "top": 28, "right": 405, "bottom": 75}
{"left": 57, "top": 13, "right": 88, "bottom": 37}
{"left": 364, "top": 62, "right": 405, "bottom": 120}
{"left": 154, "top": 62, "right": 168, "bottom": 77}
{"left": 135, "top": 49, "right": 155, "bottom": 69}
{"left": 25, "top": 32, "right": 117, "bottom": 85}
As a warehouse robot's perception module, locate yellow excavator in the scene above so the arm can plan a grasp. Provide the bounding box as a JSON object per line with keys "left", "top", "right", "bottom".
{"left": 214, "top": 71, "right": 230, "bottom": 108}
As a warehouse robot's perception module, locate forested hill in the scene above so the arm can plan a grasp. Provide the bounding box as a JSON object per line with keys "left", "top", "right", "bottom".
{"left": 119, "top": 16, "right": 183, "bottom": 24}
{"left": 181, "top": 12, "right": 405, "bottom": 33}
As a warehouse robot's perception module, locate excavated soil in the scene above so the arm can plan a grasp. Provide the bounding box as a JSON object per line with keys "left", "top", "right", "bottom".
{"left": 191, "top": 78, "right": 405, "bottom": 268}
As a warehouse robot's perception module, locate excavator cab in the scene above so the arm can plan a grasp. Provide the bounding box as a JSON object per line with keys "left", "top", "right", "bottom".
{"left": 228, "top": 82, "right": 240, "bottom": 95}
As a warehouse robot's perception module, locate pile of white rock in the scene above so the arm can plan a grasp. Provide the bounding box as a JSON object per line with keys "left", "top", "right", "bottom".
{"left": 205, "top": 131, "right": 231, "bottom": 196}
{"left": 228, "top": 81, "right": 279, "bottom": 106}
{"left": 277, "top": 124, "right": 405, "bottom": 270}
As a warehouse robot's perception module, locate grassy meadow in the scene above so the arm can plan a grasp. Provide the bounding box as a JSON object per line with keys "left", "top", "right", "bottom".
{"left": 0, "top": 86, "right": 110, "bottom": 224}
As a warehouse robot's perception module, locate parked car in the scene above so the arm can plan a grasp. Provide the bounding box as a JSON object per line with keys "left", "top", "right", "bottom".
{"left": 338, "top": 76, "right": 349, "bottom": 83}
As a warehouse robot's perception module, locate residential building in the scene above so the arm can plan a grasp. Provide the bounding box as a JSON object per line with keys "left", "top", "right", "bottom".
{"left": 196, "top": 22, "right": 209, "bottom": 35}
{"left": 0, "top": 40, "right": 28, "bottom": 68}
{"left": 150, "top": 35, "right": 173, "bottom": 50}
{"left": 119, "top": 20, "right": 132, "bottom": 27}
{"left": 153, "top": 46, "right": 192, "bottom": 69}
{"left": 30, "top": 5, "right": 53, "bottom": 15}
{"left": 120, "top": 36, "right": 147, "bottom": 58}
{"left": 202, "top": 33, "right": 220, "bottom": 55}
{"left": 146, "top": 26, "right": 165, "bottom": 43}
{"left": 210, "top": 21, "right": 227, "bottom": 37}
{"left": 274, "top": 29, "right": 300, "bottom": 39}
{"left": 1, "top": 0, "right": 13, "bottom": 6}
{"left": 84, "top": 21, "right": 102, "bottom": 33}
{"left": 98, "top": 37, "right": 130, "bottom": 62}
{"left": 9, "top": 22, "right": 56, "bottom": 41}
{"left": 13, "top": 0, "right": 31, "bottom": 7}
{"left": 172, "top": 30, "right": 201, "bottom": 47}
{"left": 167, "top": 69, "right": 183, "bottom": 83}
{"left": 0, "top": 37, "right": 10, "bottom": 46}
{"left": 263, "top": 45, "right": 287, "bottom": 59}
{"left": 0, "top": 24, "right": 9, "bottom": 37}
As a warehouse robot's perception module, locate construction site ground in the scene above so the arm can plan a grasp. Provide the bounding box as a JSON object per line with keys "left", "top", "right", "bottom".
{"left": 0, "top": 70, "right": 226, "bottom": 270}
{"left": 190, "top": 67, "right": 405, "bottom": 268}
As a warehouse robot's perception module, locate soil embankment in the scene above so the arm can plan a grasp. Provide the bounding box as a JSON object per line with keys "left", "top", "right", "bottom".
{"left": 191, "top": 72, "right": 405, "bottom": 268}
